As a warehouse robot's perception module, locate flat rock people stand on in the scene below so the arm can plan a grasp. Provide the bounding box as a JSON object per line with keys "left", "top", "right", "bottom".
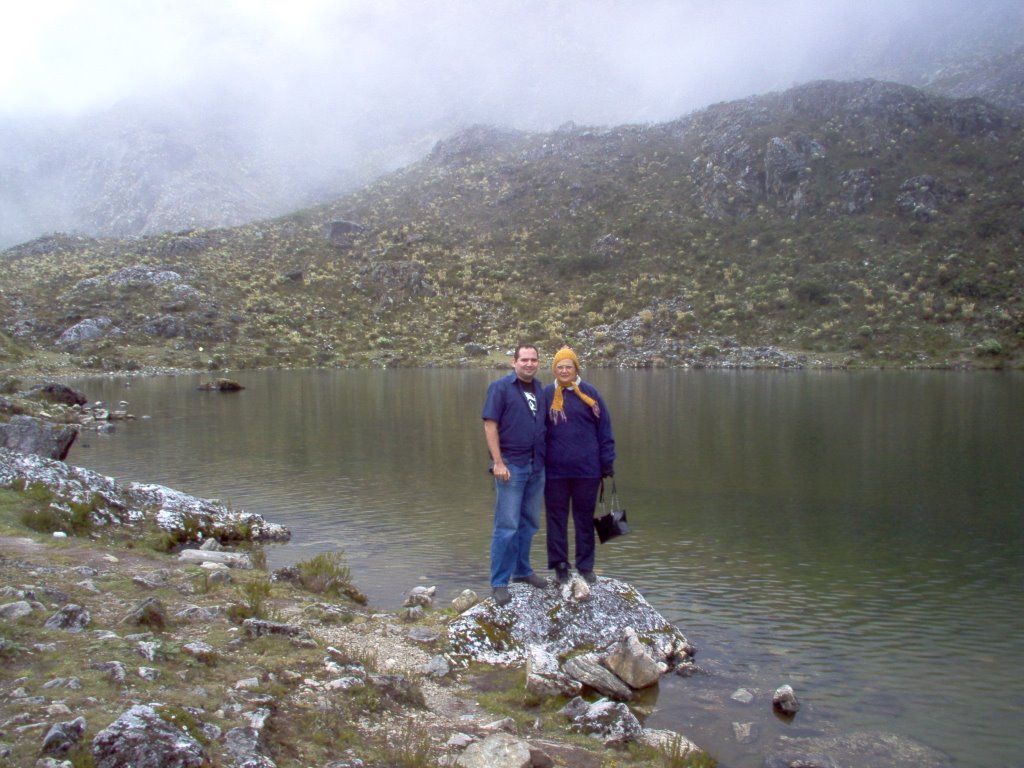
{"left": 482, "top": 343, "right": 549, "bottom": 606}
{"left": 543, "top": 347, "right": 616, "bottom": 585}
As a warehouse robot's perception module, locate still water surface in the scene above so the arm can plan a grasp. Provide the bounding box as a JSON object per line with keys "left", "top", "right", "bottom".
{"left": 66, "top": 369, "right": 1023, "bottom": 768}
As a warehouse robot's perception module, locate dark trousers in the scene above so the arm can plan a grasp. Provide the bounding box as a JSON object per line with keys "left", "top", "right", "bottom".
{"left": 544, "top": 476, "right": 602, "bottom": 573}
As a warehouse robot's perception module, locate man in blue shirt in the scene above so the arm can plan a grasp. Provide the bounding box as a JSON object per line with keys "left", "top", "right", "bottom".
{"left": 482, "top": 343, "right": 549, "bottom": 606}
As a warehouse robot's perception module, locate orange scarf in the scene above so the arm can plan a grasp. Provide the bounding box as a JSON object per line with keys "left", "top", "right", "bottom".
{"left": 550, "top": 376, "right": 600, "bottom": 422}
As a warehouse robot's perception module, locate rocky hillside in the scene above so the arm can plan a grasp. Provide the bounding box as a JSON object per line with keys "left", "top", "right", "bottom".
{"left": 2, "top": 26, "right": 1023, "bottom": 252}
{"left": 1, "top": 78, "right": 1021, "bottom": 372}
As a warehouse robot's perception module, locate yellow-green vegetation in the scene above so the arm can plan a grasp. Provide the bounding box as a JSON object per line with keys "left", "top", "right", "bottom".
{"left": 0, "top": 82, "right": 1020, "bottom": 374}
{"left": 2, "top": 480, "right": 723, "bottom": 766}
{"left": 0, "top": 484, "right": 430, "bottom": 767}
{"left": 296, "top": 549, "right": 368, "bottom": 604}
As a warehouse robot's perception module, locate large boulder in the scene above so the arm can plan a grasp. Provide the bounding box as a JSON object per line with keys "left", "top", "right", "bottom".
{"left": 0, "top": 415, "right": 78, "bottom": 460}
{"left": 91, "top": 704, "right": 208, "bottom": 767}
{"left": 448, "top": 577, "right": 690, "bottom": 667}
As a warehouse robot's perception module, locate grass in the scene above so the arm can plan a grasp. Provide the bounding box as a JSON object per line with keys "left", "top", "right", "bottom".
{"left": 296, "top": 550, "right": 368, "bottom": 604}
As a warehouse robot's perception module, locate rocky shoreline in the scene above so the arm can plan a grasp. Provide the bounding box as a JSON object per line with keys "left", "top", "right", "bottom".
{"left": 0, "top": 443, "right": 958, "bottom": 768}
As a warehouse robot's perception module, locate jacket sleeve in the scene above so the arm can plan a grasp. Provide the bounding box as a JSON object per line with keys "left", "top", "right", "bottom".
{"left": 595, "top": 390, "right": 616, "bottom": 468}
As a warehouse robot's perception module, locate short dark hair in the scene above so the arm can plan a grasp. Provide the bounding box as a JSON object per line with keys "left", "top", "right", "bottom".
{"left": 513, "top": 343, "right": 539, "bottom": 360}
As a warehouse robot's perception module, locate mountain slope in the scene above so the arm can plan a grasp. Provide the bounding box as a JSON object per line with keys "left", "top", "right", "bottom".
{"left": 2, "top": 21, "right": 1023, "bottom": 252}
{"left": 1, "top": 79, "right": 1021, "bottom": 372}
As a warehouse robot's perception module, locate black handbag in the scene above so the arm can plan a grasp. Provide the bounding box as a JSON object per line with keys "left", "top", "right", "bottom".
{"left": 595, "top": 478, "right": 630, "bottom": 543}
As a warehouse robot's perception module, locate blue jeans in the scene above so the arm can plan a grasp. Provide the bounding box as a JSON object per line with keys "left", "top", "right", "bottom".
{"left": 490, "top": 460, "right": 545, "bottom": 587}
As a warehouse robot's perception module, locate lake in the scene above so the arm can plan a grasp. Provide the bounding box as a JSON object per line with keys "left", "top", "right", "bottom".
{"left": 65, "top": 368, "right": 1024, "bottom": 768}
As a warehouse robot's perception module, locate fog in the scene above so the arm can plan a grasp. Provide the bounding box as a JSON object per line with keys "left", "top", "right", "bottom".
{"left": 1, "top": 0, "right": 1021, "bottom": 247}
{"left": 5, "top": 0, "right": 1021, "bottom": 126}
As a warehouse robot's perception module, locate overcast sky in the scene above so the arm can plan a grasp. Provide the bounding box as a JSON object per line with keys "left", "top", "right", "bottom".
{"left": 3, "top": 0, "right": 1019, "bottom": 132}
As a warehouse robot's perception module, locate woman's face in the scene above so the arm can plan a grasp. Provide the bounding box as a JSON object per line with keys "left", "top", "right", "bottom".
{"left": 554, "top": 358, "right": 577, "bottom": 385}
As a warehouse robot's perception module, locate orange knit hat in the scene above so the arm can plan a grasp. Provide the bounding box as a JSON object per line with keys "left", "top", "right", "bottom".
{"left": 549, "top": 347, "right": 600, "bottom": 422}
{"left": 551, "top": 346, "right": 582, "bottom": 374}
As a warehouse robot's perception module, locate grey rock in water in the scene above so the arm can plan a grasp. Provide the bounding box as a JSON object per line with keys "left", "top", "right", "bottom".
{"left": 772, "top": 683, "right": 800, "bottom": 716}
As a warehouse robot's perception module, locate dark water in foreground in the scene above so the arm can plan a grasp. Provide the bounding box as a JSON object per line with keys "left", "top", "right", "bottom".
{"left": 66, "top": 369, "right": 1024, "bottom": 768}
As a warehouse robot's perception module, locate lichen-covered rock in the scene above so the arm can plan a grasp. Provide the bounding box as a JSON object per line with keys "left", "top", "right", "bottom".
{"left": 562, "top": 696, "right": 643, "bottom": 746}
{"left": 447, "top": 576, "right": 689, "bottom": 668}
{"left": 0, "top": 448, "right": 290, "bottom": 544}
{"left": 91, "top": 704, "right": 208, "bottom": 767}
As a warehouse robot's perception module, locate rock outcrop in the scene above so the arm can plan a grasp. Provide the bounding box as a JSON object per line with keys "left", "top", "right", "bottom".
{"left": 0, "top": 415, "right": 78, "bottom": 460}
{"left": 0, "top": 447, "right": 290, "bottom": 543}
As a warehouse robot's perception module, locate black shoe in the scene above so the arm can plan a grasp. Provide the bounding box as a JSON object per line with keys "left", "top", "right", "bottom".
{"left": 512, "top": 573, "right": 548, "bottom": 588}
{"left": 492, "top": 586, "right": 512, "bottom": 606}
{"left": 579, "top": 570, "right": 598, "bottom": 584}
{"left": 555, "top": 566, "right": 571, "bottom": 585}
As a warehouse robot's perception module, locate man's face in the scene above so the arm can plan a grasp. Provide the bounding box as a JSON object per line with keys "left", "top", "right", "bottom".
{"left": 513, "top": 347, "right": 540, "bottom": 382}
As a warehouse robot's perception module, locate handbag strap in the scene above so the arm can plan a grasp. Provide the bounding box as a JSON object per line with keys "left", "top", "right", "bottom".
{"left": 598, "top": 478, "right": 620, "bottom": 511}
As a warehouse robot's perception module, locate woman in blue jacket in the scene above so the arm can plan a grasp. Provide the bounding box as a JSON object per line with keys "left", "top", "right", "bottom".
{"left": 544, "top": 346, "right": 616, "bottom": 584}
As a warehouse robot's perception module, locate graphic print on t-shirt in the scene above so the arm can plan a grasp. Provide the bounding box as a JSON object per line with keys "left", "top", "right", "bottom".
{"left": 518, "top": 380, "right": 538, "bottom": 417}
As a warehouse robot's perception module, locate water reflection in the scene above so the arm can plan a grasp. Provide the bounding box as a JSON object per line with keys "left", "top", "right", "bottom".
{"left": 67, "top": 369, "right": 1024, "bottom": 768}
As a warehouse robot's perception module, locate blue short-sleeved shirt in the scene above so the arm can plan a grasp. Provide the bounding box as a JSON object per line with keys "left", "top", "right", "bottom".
{"left": 482, "top": 373, "right": 546, "bottom": 466}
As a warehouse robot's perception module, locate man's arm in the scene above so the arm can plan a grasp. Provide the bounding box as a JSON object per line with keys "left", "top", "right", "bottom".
{"left": 483, "top": 419, "right": 510, "bottom": 481}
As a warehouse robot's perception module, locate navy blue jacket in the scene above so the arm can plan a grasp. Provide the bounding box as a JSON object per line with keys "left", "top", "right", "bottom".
{"left": 482, "top": 373, "right": 546, "bottom": 465}
{"left": 543, "top": 380, "right": 616, "bottom": 479}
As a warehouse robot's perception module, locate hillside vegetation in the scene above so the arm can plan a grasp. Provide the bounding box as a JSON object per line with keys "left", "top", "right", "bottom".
{"left": 1, "top": 79, "right": 1021, "bottom": 373}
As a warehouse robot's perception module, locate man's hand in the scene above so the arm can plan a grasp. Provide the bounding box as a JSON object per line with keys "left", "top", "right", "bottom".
{"left": 492, "top": 460, "right": 511, "bottom": 482}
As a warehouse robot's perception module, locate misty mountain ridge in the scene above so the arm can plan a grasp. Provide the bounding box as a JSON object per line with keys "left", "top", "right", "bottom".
{"left": 1, "top": 21, "right": 1023, "bottom": 250}
{"left": 1, "top": 76, "right": 1020, "bottom": 372}
{"left": 0, "top": 93, "right": 440, "bottom": 250}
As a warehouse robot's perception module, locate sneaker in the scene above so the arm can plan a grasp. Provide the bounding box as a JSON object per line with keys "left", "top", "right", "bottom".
{"left": 512, "top": 573, "right": 548, "bottom": 588}
{"left": 579, "top": 570, "right": 598, "bottom": 584}
{"left": 492, "top": 586, "right": 512, "bottom": 606}
{"left": 555, "top": 566, "right": 571, "bottom": 585}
